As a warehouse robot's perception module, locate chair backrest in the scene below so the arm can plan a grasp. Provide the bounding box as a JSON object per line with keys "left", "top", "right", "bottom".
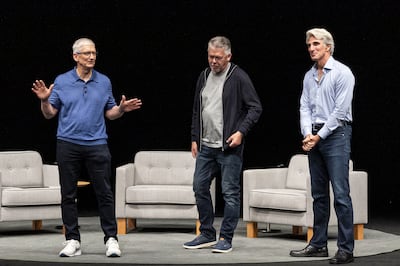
{"left": 285, "top": 154, "right": 309, "bottom": 190}
{"left": 133, "top": 151, "right": 195, "bottom": 185}
{"left": 285, "top": 154, "right": 354, "bottom": 191}
{"left": 0, "top": 151, "right": 44, "bottom": 187}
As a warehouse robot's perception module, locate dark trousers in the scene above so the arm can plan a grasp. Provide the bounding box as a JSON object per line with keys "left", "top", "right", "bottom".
{"left": 308, "top": 124, "right": 354, "bottom": 253}
{"left": 56, "top": 140, "right": 117, "bottom": 243}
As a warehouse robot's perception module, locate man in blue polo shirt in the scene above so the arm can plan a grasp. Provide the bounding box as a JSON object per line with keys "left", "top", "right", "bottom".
{"left": 32, "top": 37, "right": 142, "bottom": 258}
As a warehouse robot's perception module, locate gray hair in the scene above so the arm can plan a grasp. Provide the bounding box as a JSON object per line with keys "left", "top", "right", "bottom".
{"left": 208, "top": 36, "right": 231, "bottom": 55}
{"left": 72, "top": 38, "right": 95, "bottom": 54}
{"left": 306, "top": 28, "right": 335, "bottom": 55}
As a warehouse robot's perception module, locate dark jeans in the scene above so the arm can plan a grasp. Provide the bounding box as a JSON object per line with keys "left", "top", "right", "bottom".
{"left": 308, "top": 124, "right": 354, "bottom": 253}
{"left": 56, "top": 140, "right": 117, "bottom": 243}
{"left": 193, "top": 146, "right": 242, "bottom": 244}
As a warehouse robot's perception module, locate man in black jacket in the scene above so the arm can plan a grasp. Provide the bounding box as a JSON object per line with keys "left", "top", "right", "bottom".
{"left": 183, "top": 36, "right": 262, "bottom": 253}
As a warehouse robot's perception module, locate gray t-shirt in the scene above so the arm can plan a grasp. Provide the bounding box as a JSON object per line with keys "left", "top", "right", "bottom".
{"left": 201, "top": 64, "right": 230, "bottom": 148}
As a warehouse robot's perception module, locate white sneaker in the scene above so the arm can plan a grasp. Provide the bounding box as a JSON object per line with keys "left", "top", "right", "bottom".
{"left": 59, "top": 239, "right": 81, "bottom": 257}
{"left": 106, "top": 237, "right": 121, "bottom": 257}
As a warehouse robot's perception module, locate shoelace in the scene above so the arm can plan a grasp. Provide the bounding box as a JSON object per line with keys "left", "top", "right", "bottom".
{"left": 62, "top": 240, "right": 79, "bottom": 247}
{"left": 107, "top": 238, "right": 118, "bottom": 247}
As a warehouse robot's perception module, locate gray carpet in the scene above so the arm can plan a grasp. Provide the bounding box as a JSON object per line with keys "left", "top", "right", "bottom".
{"left": 0, "top": 217, "right": 399, "bottom": 264}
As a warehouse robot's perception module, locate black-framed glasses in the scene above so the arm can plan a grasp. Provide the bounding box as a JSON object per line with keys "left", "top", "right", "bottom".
{"left": 76, "top": 51, "right": 98, "bottom": 57}
{"left": 208, "top": 55, "right": 226, "bottom": 61}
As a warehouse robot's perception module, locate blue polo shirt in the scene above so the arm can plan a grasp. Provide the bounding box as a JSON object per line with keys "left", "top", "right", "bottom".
{"left": 49, "top": 68, "right": 117, "bottom": 145}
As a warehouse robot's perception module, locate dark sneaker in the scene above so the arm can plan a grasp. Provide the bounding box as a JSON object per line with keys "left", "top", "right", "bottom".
{"left": 183, "top": 235, "right": 217, "bottom": 249}
{"left": 212, "top": 238, "right": 232, "bottom": 253}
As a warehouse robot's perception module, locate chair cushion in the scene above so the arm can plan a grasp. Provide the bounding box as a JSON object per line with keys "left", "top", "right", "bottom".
{"left": 133, "top": 151, "right": 195, "bottom": 185}
{"left": 249, "top": 188, "right": 307, "bottom": 212}
{"left": 126, "top": 185, "right": 196, "bottom": 204}
{"left": 1, "top": 187, "right": 61, "bottom": 206}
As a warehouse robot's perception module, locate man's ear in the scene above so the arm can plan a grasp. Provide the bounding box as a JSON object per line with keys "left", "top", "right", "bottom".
{"left": 72, "top": 53, "right": 79, "bottom": 62}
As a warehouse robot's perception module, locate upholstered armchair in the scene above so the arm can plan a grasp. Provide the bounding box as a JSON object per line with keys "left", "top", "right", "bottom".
{"left": 115, "top": 150, "right": 216, "bottom": 235}
{"left": 243, "top": 154, "right": 368, "bottom": 242}
{"left": 0, "top": 150, "right": 61, "bottom": 230}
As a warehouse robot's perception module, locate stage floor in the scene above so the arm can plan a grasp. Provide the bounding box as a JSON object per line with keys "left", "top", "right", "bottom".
{"left": 0, "top": 216, "right": 400, "bottom": 265}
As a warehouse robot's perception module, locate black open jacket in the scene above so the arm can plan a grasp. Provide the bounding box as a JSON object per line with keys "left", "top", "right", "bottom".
{"left": 191, "top": 63, "right": 263, "bottom": 157}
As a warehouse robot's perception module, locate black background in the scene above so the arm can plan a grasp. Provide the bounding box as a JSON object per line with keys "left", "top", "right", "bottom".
{"left": 1, "top": 0, "right": 399, "bottom": 218}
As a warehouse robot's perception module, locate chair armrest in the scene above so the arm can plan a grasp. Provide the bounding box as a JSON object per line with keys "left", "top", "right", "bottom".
{"left": 305, "top": 174, "right": 315, "bottom": 226}
{"left": 210, "top": 179, "right": 217, "bottom": 211}
{"left": 350, "top": 170, "right": 368, "bottom": 224}
{"left": 0, "top": 173, "right": 2, "bottom": 208}
{"left": 115, "top": 163, "right": 135, "bottom": 218}
{"left": 243, "top": 168, "right": 288, "bottom": 190}
{"left": 305, "top": 170, "right": 369, "bottom": 227}
{"left": 243, "top": 168, "right": 288, "bottom": 220}
{"left": 42, "top": 164, "right": 60, "bottom": 187}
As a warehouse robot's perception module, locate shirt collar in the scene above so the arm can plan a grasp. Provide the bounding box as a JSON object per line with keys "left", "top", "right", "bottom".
{"left": 72, "top": 67, "right": 97, "bottom": 83}
{"left": 323, "top": 56, "right": 335, "bottom": 71}
{"left": 312, "top": 56, "right": 335, "bottom": 74}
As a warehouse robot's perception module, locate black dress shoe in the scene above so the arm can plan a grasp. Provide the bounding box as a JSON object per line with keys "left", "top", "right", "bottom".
{"left": 329, "top": 250, "right": 354, "bottom": 264}
{"left": 290, "top": 244, "right": 328, "bottom": 257}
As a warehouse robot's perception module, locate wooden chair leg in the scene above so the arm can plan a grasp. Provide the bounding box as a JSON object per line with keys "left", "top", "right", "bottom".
{"left": 307, "top": 227, "right": 313, "bottom": 242}
{"left": 354, "top": 224, "right": 364, "bottom": 240}
{"left": 292, "top": 225, "right": 303, "bottom": 235}
{"left": 127, "top": 218, "right": 136, "bottom": 231}
{"left": 117, "top": 218, "right": 127, "bottom": 235}
{"left": 305, "top": 225, "right": 363, "bottom": 242}
{"left": 247, "top": 222, "right": 258, "bottom": 238}
{"left": 117, "top": 218, "right": 136, "bottom": 235}
{"left": 32, "top": 220, "right": 42, "bottom": 231}
{"left": 195, "top": 219, "right": 201, "bottom": 235}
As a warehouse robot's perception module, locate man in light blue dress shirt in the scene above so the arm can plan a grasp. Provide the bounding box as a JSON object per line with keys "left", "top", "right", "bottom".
{"left": 290, "top": 28, "right": 355, "bottom": 264}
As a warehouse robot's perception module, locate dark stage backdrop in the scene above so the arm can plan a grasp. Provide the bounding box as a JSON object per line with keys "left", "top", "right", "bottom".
{"left": 1, "top": 0, "right": 399, "bottom": 218}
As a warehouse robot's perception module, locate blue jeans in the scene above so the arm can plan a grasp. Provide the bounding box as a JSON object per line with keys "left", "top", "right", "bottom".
{"left": 193, "top": 146, "right": 242, "bottom": 243}
{"left": 308, "top": 124, "right": 354, "bottom": 253}
{"left": 56, "top": 140, "right": 118, "bottom": 243}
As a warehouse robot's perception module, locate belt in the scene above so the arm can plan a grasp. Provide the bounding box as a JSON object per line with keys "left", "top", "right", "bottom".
{"left": 312, "top": 121, "right": 352, "bottom": 132}
{"left": 341, "top": 120, "right": 352, "bottom": 126}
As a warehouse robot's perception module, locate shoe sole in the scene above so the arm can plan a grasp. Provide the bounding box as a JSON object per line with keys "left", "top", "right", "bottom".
{"left": 59, "top": 249, "right": 82, "bottom": 257}
{"left": 107, "top": 253, "right": 121, "bottom": 257}
{"left": 290, "top": 253, "right": 328, "bottom": 257}
{"left": 212, "top": 247, "right": 232, "bottom": 253}
{"left": 183, "top": 241, "right": 217, "bottom": 249}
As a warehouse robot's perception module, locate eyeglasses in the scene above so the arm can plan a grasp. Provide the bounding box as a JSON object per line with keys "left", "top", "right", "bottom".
{"left": 76, "top": 51, "right": 98, "bottom": 57}
{"left": 208, "top": 55, "right": 226, "bottom": 61}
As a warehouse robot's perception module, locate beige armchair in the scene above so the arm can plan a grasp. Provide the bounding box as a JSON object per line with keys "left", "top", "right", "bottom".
{"left": 0, "top": 150, "right": 61, "bottom": 230}
{"left": 243, "top": 154, "right": 368, "bottom": 242}
{"left": 115, "top": 150, "right": 215, "bottom": 235}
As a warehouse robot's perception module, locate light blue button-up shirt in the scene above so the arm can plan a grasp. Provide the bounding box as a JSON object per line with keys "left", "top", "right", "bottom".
{"left": 300, "top": 56, "right": 355, "bottom": 139}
